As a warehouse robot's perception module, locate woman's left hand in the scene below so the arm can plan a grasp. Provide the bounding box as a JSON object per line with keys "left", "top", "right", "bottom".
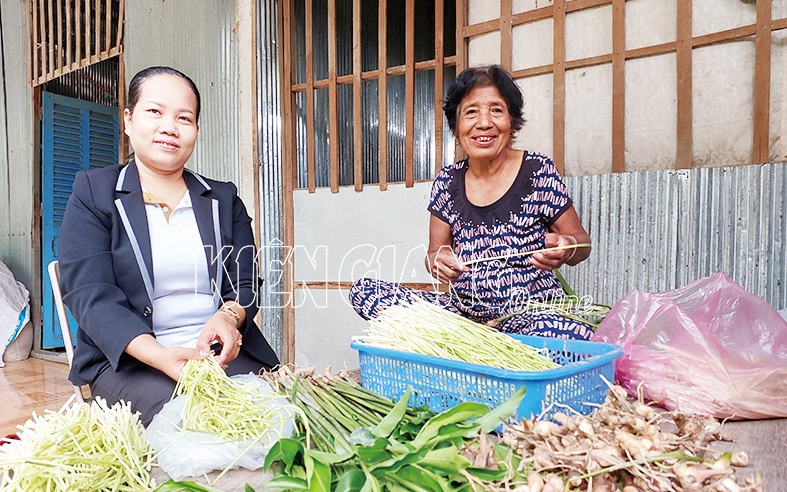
{"left": 197, "top": 313, "right": 243, "bottom": 369}
{"left": 530, "top": 233, "right": 577, "bottom": 270}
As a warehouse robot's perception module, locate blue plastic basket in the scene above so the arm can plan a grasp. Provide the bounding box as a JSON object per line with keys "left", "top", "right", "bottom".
{"left": 351, "top": 335, "right": 623, "bottom": 421}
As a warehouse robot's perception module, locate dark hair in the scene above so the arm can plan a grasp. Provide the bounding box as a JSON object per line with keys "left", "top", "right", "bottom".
{"left": 125, "top": 66, "right": 201, "bottom": 122}
{"left": 443, "top": 65, "right": 525, "bottom": 135}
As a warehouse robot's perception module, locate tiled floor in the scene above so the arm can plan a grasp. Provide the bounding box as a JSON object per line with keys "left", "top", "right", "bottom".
{"left": 0, "top": 356, "right": 75, "bottom": 437}
{"left": 2, "top": 357, "right": 784, "bottom": 490}
{"left": 0, "top": 356, "right": 264, "bottom": 490}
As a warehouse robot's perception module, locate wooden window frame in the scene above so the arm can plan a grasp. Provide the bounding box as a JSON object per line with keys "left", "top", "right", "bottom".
{"left": 28, "top": 0, "right": 124, "bottom": 87}
{"left": 279, "top": 0, "right": 466, "bottom": 363}
{"left": 281, "top": 0, "right": 466, "bottom": 194}
{"left": 463, "top": 0, "right": 785, "bottom": 174}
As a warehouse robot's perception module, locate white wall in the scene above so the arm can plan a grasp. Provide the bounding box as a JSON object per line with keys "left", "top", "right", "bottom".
{"left": 465, "top": 0, "right": 784, "bottom": 173}
{"left": 293, "top": 182, "right": 434, "bottom": 370}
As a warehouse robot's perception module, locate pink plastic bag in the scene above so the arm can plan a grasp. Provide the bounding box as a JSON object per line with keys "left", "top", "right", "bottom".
{"left": 592, "top": 273, "right": 787, "bottom": 419}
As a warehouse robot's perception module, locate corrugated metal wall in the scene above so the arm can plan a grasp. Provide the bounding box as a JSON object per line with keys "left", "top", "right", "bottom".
{"left": 257, "top": 0, "right": 285, "bottom": 358}
{"left": 124, "top": 0, "right": 240, "bottom": 183}
{"left": 291, "top": 0, "right": 456, "bottom": 187}
{"left": 42, "top": 58, "right": 119, "bottom": 108}
{"left": 562, "top": 163, "right": 787, "bottom": 310}
{"left": 0, "top": 0, "right": 36, "bottom": 293}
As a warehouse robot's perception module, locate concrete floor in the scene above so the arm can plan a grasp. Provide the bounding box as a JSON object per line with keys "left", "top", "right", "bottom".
{"left": 710, "top": 418, "right": 787, "bottom": 487}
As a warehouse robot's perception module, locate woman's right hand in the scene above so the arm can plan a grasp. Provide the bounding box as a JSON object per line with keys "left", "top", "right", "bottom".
{"left": 157, "top": 346, "right": 209, "bottom": 381}
{"left": 428, "top": 245, "right": 469, "bottom": 284}
{"left": 426, "top": 215, "right": 468, "bottom": 284}
{"left": 125, "top": 334, "right": 207, "bottom": 381}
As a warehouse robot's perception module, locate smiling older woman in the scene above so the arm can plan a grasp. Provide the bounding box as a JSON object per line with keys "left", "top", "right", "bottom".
{"left": 350, "top": 65, "right": 594, "bottom": 340}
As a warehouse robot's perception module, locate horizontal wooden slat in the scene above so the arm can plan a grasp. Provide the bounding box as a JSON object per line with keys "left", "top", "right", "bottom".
{"left": 291, "top": 56, "right": 460, "bottom": 92}
{"left": 692, "top": 24, "right": 756, "bottom": 48}
{"left": 774, "top": 17, "right": 787, "bottom": 31}
{"left": 466, "top": 0, "right": 612, "bottom": 38}
{"left": 30, "top": 0, "right": 124, "bottom": 87}
{"left": 565, "top": 53, "right": 611, "bottom": 70}
{"left": 510, "top": 4, "right": 554, "bottom": 27}
{"left": 565, "top": 0, "right": 612, "bottom": 14}
{"left": 511, "top": 64, "right": 554, "bottom": 79}
{"left": 626, "top": 41, "right": 677, "bottom": 61}
{"left": 509, "top": 24, "right": 764, "bottom": 82}
{"left": 463, "top": 18, "right": 500, "bottom": 38}
{"left": 34, "top": 49, "right": 123, "bottom": 86}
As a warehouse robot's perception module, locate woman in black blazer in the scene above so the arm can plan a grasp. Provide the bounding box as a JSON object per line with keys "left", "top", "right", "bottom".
{"left": 59, "top": 66, "right": 278, "bottom": 425}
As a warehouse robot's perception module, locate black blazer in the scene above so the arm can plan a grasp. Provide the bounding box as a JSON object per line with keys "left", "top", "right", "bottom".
{"left": 59, "top": 160, "right": 279, "bottom": 386}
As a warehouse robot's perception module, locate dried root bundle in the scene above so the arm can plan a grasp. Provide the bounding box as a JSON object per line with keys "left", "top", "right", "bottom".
{"left": 501, "top": 385, "right": 762, "bottom": 492}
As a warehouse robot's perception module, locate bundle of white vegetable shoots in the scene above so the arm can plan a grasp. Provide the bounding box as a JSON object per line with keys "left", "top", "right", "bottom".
{"left": 363, "top": 297, "right": 559, "bottom": 371}
{"left": 0, "top": 396, "right": 154, "bottom": 492}
{"left": 174, "top": 355, "right": 295, "bottom": 442}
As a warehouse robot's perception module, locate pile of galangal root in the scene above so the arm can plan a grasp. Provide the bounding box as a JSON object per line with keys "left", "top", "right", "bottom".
{"left": 497, "top": 385, "right": 762, "bottom": 492}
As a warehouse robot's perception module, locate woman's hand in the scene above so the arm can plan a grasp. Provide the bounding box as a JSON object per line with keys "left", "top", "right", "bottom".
{"left": 426, "top": 214, "right": 468, "bottom": 284}
{"left": 196, "top": 311, "right": 243, "bottom": 368}
{"left": 125, "top": 334, "right": 207, "bottom": 381}
{"left": 158, "top": 346, "right": 209, "bottom": 381}
{"left": 427, "top": 245, "right": 469, "bottom": 284}
{"left": 530, "top": 233, "right": 577, "bottom": 271}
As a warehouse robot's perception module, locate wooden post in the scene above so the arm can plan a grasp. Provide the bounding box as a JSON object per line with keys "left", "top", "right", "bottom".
{"left": 611, "top": 0, "right": 625, "bottom": 173}
{"left": 676, "top": 0, "right": 693, "bottom": 169}
{"left": 280, "top": 0, "right": 296, "bottom": 364}
{"left": 353, "top": 0, "right": 363, "bottom": 191}
{"left": 378, "top": 0, "right": 389, "bottom": 189}
{"left": 405, "top": 0, "right": 415, "bottom": 187}
{"left": 553, "top": 0, "right": 566, "bottom": 174}
{"left": 753, "top": 0, "right": 772, "bottom": 163}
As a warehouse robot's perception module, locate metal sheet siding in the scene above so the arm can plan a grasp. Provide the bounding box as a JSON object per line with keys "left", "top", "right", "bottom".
{"left": 124, "top": 0, "right": 240, "bottom": 183}
{"left": 257, "top": 0, "right": 285, "bottom": 358}
{"left": 562, "top": 163, "right": 787, "bottom": 310}
{"left": 0, "top": 0, "right": 36, "bottom": 291}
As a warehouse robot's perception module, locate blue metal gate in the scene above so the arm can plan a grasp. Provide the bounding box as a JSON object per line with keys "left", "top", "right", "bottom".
{"left": 41, "top": 92, "right": 119, "bottom": 349}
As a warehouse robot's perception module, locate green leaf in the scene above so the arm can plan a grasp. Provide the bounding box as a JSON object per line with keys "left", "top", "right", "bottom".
{"left": 305, "top": 452, "right": 332, "bottom": 492}
{"left": 475, "top": 386, "right": 526, "bottom": 433}
{"left": 413, "top": 402, "right": 490, "bottom": 447}
{"left": 394, "top": 464, "right": 449, "bottom": 492}
{"left": 309, "top": 449, "right": 355, "bottom": 465}
{"left": 335, "top": 469, "right": 366, "bottom": 492}
{"left": 245, "top": 485, "right": 256, "bottom": 492}
{"left": 434, "top": 421, "right": 481, "bottom": 442}
{"left": 367, "top": 446, "right": 429, "bottom": 474}
{"left": 360, "top": 471, "right": 382, "bottom": 492}
{"left": 465, "top": 466, "right": 510, "bottom": 481}
{"left": 419, "top": 445, "right": 470, "bottom": 474}
{"left": 264, "top": 476, "right": 310, "bottom": 490}
{"left": 554, "top": 268, "right": 577, "bottom": 297}
{"left": 264, "top": 438, "right": 305, "bottom": 474}
{"left": 372, "top": 387, "right": 411, "bottom": 438}
{"left": 355, "top": 437, "right": 393, "bottom": 465}
{"left": 153, "top": 480, "right": 223, "bottom": 492}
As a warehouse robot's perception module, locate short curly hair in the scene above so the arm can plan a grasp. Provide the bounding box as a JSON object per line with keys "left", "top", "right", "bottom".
{"left": 443, "top": 65, "right": 525, "bottom": 135}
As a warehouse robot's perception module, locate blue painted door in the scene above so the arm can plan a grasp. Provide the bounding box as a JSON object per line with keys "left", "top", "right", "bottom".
{"left": 41, "top": 92, "right": 119, "bottom": 349}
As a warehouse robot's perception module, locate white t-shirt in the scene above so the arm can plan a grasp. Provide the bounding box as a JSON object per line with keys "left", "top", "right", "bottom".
{"left": 144, "top": 191, "right": 218, "bottom": 348}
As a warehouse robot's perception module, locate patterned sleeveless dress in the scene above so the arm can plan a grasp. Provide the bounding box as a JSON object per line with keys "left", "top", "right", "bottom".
{"left": 349, "top": 151, "right": 593, "bottom": 340}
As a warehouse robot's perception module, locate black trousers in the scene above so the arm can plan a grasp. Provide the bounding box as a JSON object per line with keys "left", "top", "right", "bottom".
{"left": 90, "top": 352, "right": 271, "bottom": 426}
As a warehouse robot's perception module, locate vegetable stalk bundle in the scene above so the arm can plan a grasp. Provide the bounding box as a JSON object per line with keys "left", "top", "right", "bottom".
{"left": 173, "top": 356, "right": 294, "bottom": 443}
{"left": 261, "top": 367, "right": 530, "bottom": 492}
{"left": 363, "top": 297, "right": 559, "bottom": 371}
{"left": 0, "top": 396, "right": 154, "bottom": 492}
